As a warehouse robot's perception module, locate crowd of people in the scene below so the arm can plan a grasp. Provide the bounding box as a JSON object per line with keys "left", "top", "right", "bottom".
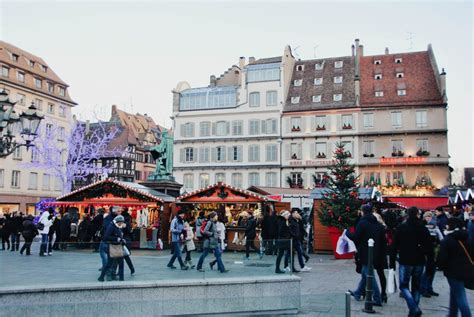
{"left": 346, "top": 204, "right": 474, "bottom": 317}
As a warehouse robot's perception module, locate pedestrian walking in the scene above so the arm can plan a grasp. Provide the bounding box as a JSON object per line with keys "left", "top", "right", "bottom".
{"left": 275, "top": 210, "right": 297, "bottom": 274}
{"left": 196, "top": 212, "right": 228, "bottom": 273}
{"left": 91, "top": 210, "right": 104, "bottom": 252}
{"left": 38, "top": 208, "right": 55, "bottom": 256}
{"left": 262, "top": 207, "right": 278, "bottom": 255}
{"left": 209, "top": 216, "right": 226, "bottom": 270}
{"left": 0, "top": 212, "right": 9, "bottom": 250}
{"left": 467, "top": 210, "right": 474, "bottom": 240}
{"left": 122, "top": 208, "right": 135, "bottom": 275}
{"left": 98, "top": 215, "right": 126, "bottom": 282}
{"left": 183, "top": 221, "right": 196, "bottom": 268}
{"left": 393, "top": 206, "right": 432, "bottom": 317}
{"left": 48, "top": 214, "right": 61, "bottom": 253}
{"left": 244, "top": 210, "right": 262, "bottom": 260}
{"left": 346, "top": 205, "right": 386, "bottom": 306}
{"left": 20, "top": 215, "right": 38, "bottom": 255}
{"left": 437, "top": 217, "right": 474, "bottom": 317}
{"left": 195, "top": 211, "right": 206, "bottom": 252}
{"left": 290, "top": 210, "right": 311, "bottom": 272}
{"left": 167, "top": 210, "right": 189, "bottom": 270}
{"left": 99, "top": 207, "right": 118, "bottom": 272}
{"left": 373, "top": 211, "right": 389, "bottom": 303}
{"left": 59, "top": 213, "right": 71, "bottom": 250}
{"left": 420, "top": 211, "right": 443, "bottom": 298}
{"left": 2, "top": 213, "right": 13, "bottom": 250}
{"left": 10, "top": 212, "right": 23, "bottom": 252}
{"left": 435, "top": 208, "right": 449, "bottom": 235}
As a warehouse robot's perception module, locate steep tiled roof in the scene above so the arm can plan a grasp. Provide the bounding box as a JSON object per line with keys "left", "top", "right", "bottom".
{"left": 0, "top": 41, "right": 76, "bottom": 105}
{"left": 360, "top": 51, "right": 444, "bottom": 107}
{"left": 283, "top": 56, "right": 356, "bottom": 112}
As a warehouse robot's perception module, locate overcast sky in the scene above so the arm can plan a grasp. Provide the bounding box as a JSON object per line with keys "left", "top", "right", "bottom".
{"left": 1, "top": 1, "right": 472, "bottom": 179}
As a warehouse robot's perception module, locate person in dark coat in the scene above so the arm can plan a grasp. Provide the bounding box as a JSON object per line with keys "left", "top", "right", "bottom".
{"left": 20, "top": 215, "right": 38, "bottom": 255}
{"left": 77, "top": 214, "right": 91, "bottom": 249}
{"left": 435, "top": 208, "right": 449, "bottom": 235}
{"left": 98, "top": 215, "right": 126, "bottom": 282}
{"left": 2, "top": 214, "right": 13, "bottom": 250}
{"left": 261, "top": 208, "right": 278, "bottom": 255}
{"left": 288, "top": 211, "right": 311, "bottom": 271}
{"left": 121, "top": 209, "right": 135, "bottom": 275}
{"left": 244, "top": 211, "right": 262, "bottom": 260}
{"left": 437, "top": 217, "right": 474, "bottom": 317}
{"left": 48, "top": 215, "right": 61, "bottom": 253}
{"left": 99, "top": 207, "right": 118, "bottom": 271}
{"left": 0, "top": 213, "right": 7, "bottom": 250}
{"left": 346, "top": 205, "right": 386, "bottom": 306}
{"left": 275, "top": 210, "right": 295, "bottom": 274}
{"left": 10, "top": 212, "right": 23, "bottom": 251}
{"left": 59, "top": 213, "right": 71, "bottom": 250}
{"left": 393, "top": 207, "right": 432, "bottom": 317}
{"left": 91, "top": 210, "right": 104, "bottom": 252}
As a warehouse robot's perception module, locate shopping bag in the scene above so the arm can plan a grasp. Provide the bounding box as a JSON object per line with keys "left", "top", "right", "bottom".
{"left": 387, "top": 268, "right": 396, "bottom": 294}
{"left": 157, "top": 239, "right": 163, "bottom": 250}
{"left": 232, "top": 232, "right": 239, "bottom": 244}
{"left": 123, "top": 245, "right": 131, "bottom": 257}
{"left": 336, "top": 231, "right": 356, "bottom": 255}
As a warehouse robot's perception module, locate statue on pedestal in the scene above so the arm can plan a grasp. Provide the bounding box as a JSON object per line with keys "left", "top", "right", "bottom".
{"left": 148, "top": 129, "right": 174, "bottom": 181}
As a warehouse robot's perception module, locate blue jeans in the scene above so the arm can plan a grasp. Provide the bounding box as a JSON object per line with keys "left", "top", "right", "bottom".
{"left": 399, "top": 264, "right": 423, "bottom": 314}
{"left": 197, "top": 246, "right": 226, "bottom": 272}
{"left": 99, "top": 241, "right": 109, "bottom": 269}
{"left": 447, "top": 277, "right": 472, "bottom": 317}
{"left": 294, "top": 240, "right": 305, "bottom": 268}
{"left": 40, "top": 234, "right": 49, "bottom": 255}
{"left": 10, "top": 232, "right": 20, "bottom": 250}
{"left": 168, "top": 241, "right": 185, "bottom": 268}
{"left": 99, "top": 253, "right": 124, "bottom": 280}
{"left": 353, "top": 265, "right": 381, "bottom": 304}
{"left": 420, "top": 257, "right": 436, "bottom": 294}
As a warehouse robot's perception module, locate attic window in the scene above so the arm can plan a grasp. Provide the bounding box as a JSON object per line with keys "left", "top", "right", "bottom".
{"left": 40, "top": 65, "right": 47, "bottom": 72}
{"left": 334, "top": 76, "right": 343, "bottom": 84}
{"left": 334, "top": 61, "right": 343, "bottom": 68}
{"left": 375, "top": 91, "right": 384, "bottom": 97}
{"left": 296, "top": 65, "right": 304, "bottom": 71}
{"left": 29, "top": 60, "right": 35, "bottom": 67}
{"left": 312, "top": 95, "right": 322, "bottom": 103}
{"left": 294, "top": 79, "right": 303, "bottom": 87}
{"left": 396, "top": 72, "right": 404, "bottom": 78}
{"left": 374, "top": 60, "right": 382, "bottom": 65}
{"left": 374, "top": 74, "right": 382, "bottom": 80}
{"left": 291, "top": 96, "right": 300, "bottom": 104}
{"left": 11, "top": 54, "right": 19, "bottom": 62}
{"left": 314, "top": 77, "right": 323, "bottom": 85}
{"left": 395, "top": 58, "right": 403, "bottom": 64}
{"left": 397, "top": 89, "right": 407, "bottom": 96}
{"left": 333, "top": 94, "right": 342, "bottom": 101}
{"left": 315, "top": 63, "right": 323, "bottom": 70}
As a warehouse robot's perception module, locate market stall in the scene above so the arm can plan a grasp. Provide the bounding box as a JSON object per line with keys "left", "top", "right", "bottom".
{"left": 50, "top": 179, "right": 175, "bottom": 249}
{"left": 176, "top": 182, "right": 278, "bottom": 251}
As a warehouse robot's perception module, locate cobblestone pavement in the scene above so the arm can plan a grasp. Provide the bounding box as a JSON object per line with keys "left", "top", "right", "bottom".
{"left": 0, "top": 241, "right": 473, "bottom": 316}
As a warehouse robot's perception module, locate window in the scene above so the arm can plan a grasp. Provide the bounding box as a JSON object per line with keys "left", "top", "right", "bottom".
{"left": 185, "top": 147, "right": 194, "bottom": 162}
{"left": 31, "top": 149, "right": 39, "bottom": 162}
{"left": 59, "top": 86, "right": 66, "bottom": 96}
{"left": 17, "top": 71, "right": 25, "bottom": 82}
{"left": 215, "top": 121, "right": 228, "bottom": 136}
{"left": 45, "top": 123, "right": 53, "bottom": 137}
{"left": 333, "top": 94, "right": 342, "bottom": 101}
{"left": 35, "top": 99, "right": 43, "bottom": 110}
{"left": 374, "top": 60, "right": 381, "bottom": 65}
{"left": 363, "top": 113, "right": 374, "bottom": 128}
{"left": 231, "top": 173, "right": 243, "bottom": 188}
{"left": 375, "top": 91, "right": 384, "bottom": 97}
{"left": 334, "top": 61, "right": 343, "bottom": 68}
{"left": 29, "top": 60, "right": 35, "bottom": 67}
{"left": 290, "top": 172, "right": 303, "bottom": 187}
{"left": 29, "top": 172, "right": 38, "bottom": 190}
{"left": 0, "top": 169, "right": 4, "bottom": 187}
{"left": 200, "top": 121, "right": 210, "bottom": 137}
{"left": 248, "top": 145, "right": 260, "bottom": 162}
{"left": 232, "top": 120, "right": 243, "bottom": 135}
{"left": 47, "top": 82, "right": 54, "bottom": 93}
{"left": 199, "top": 173, "right": 210, "bottom": 188}
{"left": 296, "top": 65, "right": 304, "bottom": 71}
{"left": 312, "top": 95, "right": 322, "bottom": 103}
{"left": 374, "top": 74, "right": 382, "bottom": 80}
{"left": 315, "top": 63, "right": 324, "bottom": 70}
{"left": 291, "top": 96, "right": 300, "bottom": 104}
{"left": 266, "top": 144, "right": 277, "bottom": 162}
{"left": 199, "top": 147, "right": 209, "bottom": 163}
{"left": 1, "top": 66, "right": 10, "bottom": 77}
{"left": 247, "top": 63, "right": 280, "bottom": 82}
{"left": 248, "top": 172, "right": 260, "bottom": 186}
{"left": 334, "top": 76, "right": 343, "bottom": 84}
{"left": 181, "top": 122, "right": 194, "bottom": 137}
{"left": 215, "top": 173, "right": 226, "bottom": 183}
{"left": 35, "top": 78, "right": 42, "bottom": 88}
{"left": 315, "top": 115, "right": 326, "bottom": 130}
{"left": 363, "top": 141, "right": 375, "bottom": 156}
{"left": 290, "top": 143, "right": 302, "bottom": 160}
{"left": 58, "top": 127, "right": 65, "bottom": 141}
{"left": 391, "top": 111, "right": 402, "bottom": 128}
{"left": 230, "top": 146, "right": 242, "bottom": 162}
{"left": 40, "top": 64, "right": 47, "bottom": 72}
{"left": 47, "top": 103, "right": 55, "bottom": 114}
{"left": 291, "top": 117, "right": 301, "bottom": 131}
{"left": 294, "top": 79, "right": 303, "bottom": 87}
{"left": 180, "top": 86, "right": 237, "bottom": 110}
{"left": 342, "top": 141, "right": 353, "bottom": 157}
{"left": 215, "top": 146, "right": 226, "bottom": 162}
{"left": 393, "top": 171, "right": 404, "bottom": 184}
{"left": 265, "top": 172, "right": 277, "bottom": 187}
{"left": 263, "top": 118, "right": 277, "bottom": 134}
{"left": 396, "top": 72, "right": 404, "bottom": 78}
{"left": 416, "top": 139, "right": 429, "bottom": 152}
{"left": 249, "top": 119, "right": 260, "bottom": 135}
{"left": 249, "top": 92, "right": 260, "bottom": 107}
{"left": 11, "top": 171, "right": 20, "bottom": 188}
{"left": 266, "top": 91, "right": 277, "bottom": 106}
{"left": 397, "top": 89, "right": 406, "bottom": 96}
{"left": 416, "top": 110, "right": 427, "bottom": 128}
{"left": 54, "top": 176, "right": 62, "bottom": 191}
{"left": 11, "top": 54, "right": 19, "bottom": 62}
{"left": 341, "top": 114, "right": 353, "bottom": 130}
{"left": 315, "top": 142, "right": 327, "bottom": 158}
{"left": 13, "top": 146, "right": 22, "bottom": 159}
{"left": 16, "top": 93, "right": 26, "bottom": 105}
{"left": 391, "top": 139, "right": 404, "bottom": 153}
{"left": 183, "top": 174, "right": 194, "bottom": 191}
{"left": 314, "top": 77, "right": 323, "bottom": 85}
{"left": 395, "top": 58, "right": 402, "bottom": 64}
{"left": 59, "top": 105, "right": 66, "bottom": 117}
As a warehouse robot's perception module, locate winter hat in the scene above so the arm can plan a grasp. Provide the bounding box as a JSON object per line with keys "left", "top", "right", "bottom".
{"left": 114, "top": 215, "right": 125, "bottom": 223}
{"left": 209, "top": 211, "right": 217, "bottom": 219}
{"left": 361, "top": 204, "right": 373, "bottom": 215}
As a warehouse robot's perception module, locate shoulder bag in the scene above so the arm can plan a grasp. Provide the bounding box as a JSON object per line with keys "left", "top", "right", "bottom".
{"left": 109, "top": 243, "right": 124, "bottom": 258}
{"left": 458, "top": 241, "right": 474, "bottom": 290}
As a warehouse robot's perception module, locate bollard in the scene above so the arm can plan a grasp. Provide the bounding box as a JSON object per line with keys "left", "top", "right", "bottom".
{"left": 345, "top": 291, "right": 351, "bottom": 317}
{"left": 362, "top": 238, "right": 376, "bottom": 314}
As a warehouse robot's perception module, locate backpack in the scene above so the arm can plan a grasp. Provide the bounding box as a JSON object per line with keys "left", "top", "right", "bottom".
{"left": 200, "top": 220, "right": 208, "bottom": 236}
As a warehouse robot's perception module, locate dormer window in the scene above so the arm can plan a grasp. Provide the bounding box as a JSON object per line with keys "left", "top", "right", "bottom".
{"left": 11, "top": 54, "right": 19, "bottom": 62}
{"left": 296, "top": 65, "right": 304, "bottom": 71}
{"left": 334, "top": 76, "right": 343, "bottom": 84}
{"left": 294, "top": 79, "right": 303, "bottom": 86}
{"left": 375, "top": 91, "right": 384, "bottom": 97}
{"left": 312, "top": 95, "right": 322, "bottom": 103}
{"left": 29, "top": 60, "right": 35, "bottom": 67}
{"left": 40, "top": 65, "right": 47, "bottom": 72}
{"left": 314, "top": 77, "right": 323, "bottom": 85}
{"left": 17, "top": 71, "right": 25, "bottom": 83}
{"left": 34, "top": 78, "right": 42, "bottom": 88}
{"left": 315, "top": 63, "right": 324, "bottom": 70}
{"left": 395, "top": 58, "right": 403, "bottom": 64}
{"left": 291, "top": 96, "right": 300, "bottom": 104}
{"left": 47, "top": 82, "right": 54, "bottom": 93}
{"left": 397, "top": 89, "right": 407, "bottom": 96}
{"left": 374, "top": 60, "right": 382, "bottom": 65}
{"left": 59, "top": 86, "right": 66, "bottom": 97}
{"left": 334, "top": 61, "right": 343, "bottom": 68}
{"left": 333, "top": 94, "right": 342, "bottom": 102}
{"left": 374, "top": 74, "right": 382, "bottom": 80}
{"left": 396, "top": 72, "right": 404, "bottom": 78}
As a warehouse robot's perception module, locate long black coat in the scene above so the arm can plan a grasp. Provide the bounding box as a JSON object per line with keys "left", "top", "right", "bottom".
{"left": 21, "top": 216, "right": 38, "bottom": 239}
{"left": 277, "top": 216, "right": 291, "bottom": 248}
{"left": 60, "top": 215, "right": 72, "bottom": 240}
{"left": 245, "top": 216, "right": 257, "bottom": 239}
{"left": 346, "top": 214, "right": 387, "bottom": 269}
{"left": 261, "top": 214, "right": 278, "bottom": 240}
{"left": 437, "top": 230, "right": 474, "bottom": 281}
{"left": 103, "top": 221, "right": 124, "bottom": 245}
{"left": 393, "top": 218, "right": 431, "bottom": 266}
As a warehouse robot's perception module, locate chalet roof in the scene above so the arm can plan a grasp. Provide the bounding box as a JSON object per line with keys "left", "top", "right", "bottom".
{"left": 178, "top": 182, "right": 275, "bottom": 203}
{"left": 247, "top": 186, "right": 312, "bottom": 197}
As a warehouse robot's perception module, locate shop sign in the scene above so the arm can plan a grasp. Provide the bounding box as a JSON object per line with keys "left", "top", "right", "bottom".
{"left": 380, "top": 157, "right": 426, "bottom": 165}
{"left": 268, "top": 195, "right": 282, "bottom": 202}
{"left": 289, "top": 160, "right": 332, "bottom": 167}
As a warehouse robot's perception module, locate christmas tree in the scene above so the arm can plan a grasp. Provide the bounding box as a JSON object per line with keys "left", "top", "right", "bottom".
{"left": 318, "top": 142, "right": 361, "bottom": 230}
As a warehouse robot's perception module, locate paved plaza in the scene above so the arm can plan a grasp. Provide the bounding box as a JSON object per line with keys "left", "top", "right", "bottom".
{"left": 0, "top": 241, "right": 473, "bottom": 316}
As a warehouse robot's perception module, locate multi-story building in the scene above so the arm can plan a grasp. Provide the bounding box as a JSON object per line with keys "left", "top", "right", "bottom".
{"left": 0, "top": 41, "right": 77, "bottom": 214}
{"left": 172, "top": 46, "right": 296, "bottom": 192}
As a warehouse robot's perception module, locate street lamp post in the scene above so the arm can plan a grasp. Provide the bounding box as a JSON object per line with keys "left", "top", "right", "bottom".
{"left": 0, "top": 90, "right": 44, "bottom": 157}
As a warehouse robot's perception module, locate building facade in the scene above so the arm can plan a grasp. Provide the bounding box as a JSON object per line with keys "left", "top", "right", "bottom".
{"left": 0, "top": 41, "right": 77, "bottom": 214}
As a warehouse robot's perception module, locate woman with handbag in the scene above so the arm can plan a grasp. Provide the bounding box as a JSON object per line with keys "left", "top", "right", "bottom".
{"left": 98, "top": 215, "right": 126, "bottom": 282}
{"left": 183, "top": 221, "right": 196, "bottom": 268}
{"left": 437, "top": 217, "right": 474, "bottom": 317}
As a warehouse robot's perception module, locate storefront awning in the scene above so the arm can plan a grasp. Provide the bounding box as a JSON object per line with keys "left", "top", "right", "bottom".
{"left": 386, "top": 196, "right": 449, "bottom": 210}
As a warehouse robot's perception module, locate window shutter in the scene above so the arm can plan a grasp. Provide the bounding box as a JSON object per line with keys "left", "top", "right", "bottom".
{"left": 285, "top": 144, "right": 291, "bottom": 160}
{"left": 255, "top": 145, "right": 260, "bottom": 162}
{"left": 180, "top": 148, "right": 185, "bottom": 163}
{"left": 310, "top": 117, "right": 316, "bottom": 132}
{"left": 300, "top": 117, "right": 306, "bottom": 133}
{"left": 283, "top": 173, "right": 290, "bottom": 187}
{"left": 272, "top": 119, "right": 277, "bottom": 134}
{"left": 180, "top": 124, "right": 185, "bottom": 137}
{"left": 190, "top": 123, "right": 195, "bottom": 137}
{"left": 226, "top": 122, "right": 230, "bottom": 136}
{"left": 238, "top": 146, "right": 243, "bottom": 162}
{"left": 298, "top": 143, "right": 303, "bottom": 159}
{"left": 325, "top": 116, "right": 331, "bottom": 130}
{"left": 285, "top": 117, "right": 291, "bottom": 133}
{"left": 212, "top": 122, "right": 217, "bottom": 135}
{"left": 311, "top": 143, "right": 316, "bottom": 159}
{"left": 261, "top": 120, "right": 266, "bottom": 134}
{"left": 228, "top": 147, "right": 233, "bottom": 162}
{"left": 221, "top": 146, "right": 226, "bottom": 162}
{"left": 211, "top": 147, "right": 217, "bottom": 162}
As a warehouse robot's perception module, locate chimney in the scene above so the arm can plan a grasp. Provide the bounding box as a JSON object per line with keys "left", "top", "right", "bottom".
{"left": 385, "top": 47, "right": 389, "bottom": 55}
{"left": 249, "top": 56, "right": 256, "bottom": 64}
{"left": 358, "top": 45, "right": 364, "bottom": 56}
{"left": 210, "top": 75, "right": 217, "bottom": 87}
{"left": 354, "top": 39, "right": 361, "bottom": 106}
{"left": 239, "top": 56, "right": 246, "bottom": 69}
{"left": 351, "top": 45, "right": 355, "bottom": 57}
{"left": 440, "top": 68, "right": 447, "bottom": 102}
{"left": 85, "top": 120, "right": 90, "bottom": 135}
